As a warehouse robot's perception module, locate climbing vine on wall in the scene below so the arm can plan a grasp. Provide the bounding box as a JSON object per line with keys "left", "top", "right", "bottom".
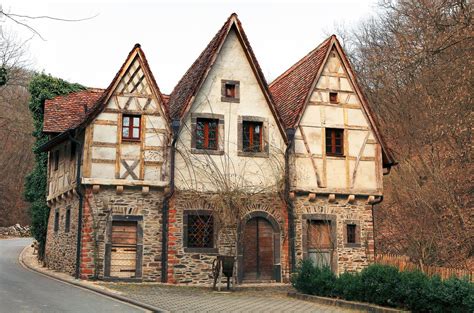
{"left": 24, "top": 73, "right": 84, "bottom": 259}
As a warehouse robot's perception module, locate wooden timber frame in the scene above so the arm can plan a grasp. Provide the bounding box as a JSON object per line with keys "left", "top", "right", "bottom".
{"left": 104, "top": 215, "right": 144, "bottom": 281}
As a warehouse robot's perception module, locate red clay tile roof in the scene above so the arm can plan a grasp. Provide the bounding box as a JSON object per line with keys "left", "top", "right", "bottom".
{"left": 43, "top": 88, "right": 104, "bottom": 133}
{"left": 269, "top": 36, "right": 332, "bottom": 128}
{"left": 168, "top": 15, "right": 233, "bottom": 119}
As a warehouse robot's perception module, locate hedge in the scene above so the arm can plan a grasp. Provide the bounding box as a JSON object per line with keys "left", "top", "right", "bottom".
{"left": 291, "top": 260, "right": 473, "bottom": 312}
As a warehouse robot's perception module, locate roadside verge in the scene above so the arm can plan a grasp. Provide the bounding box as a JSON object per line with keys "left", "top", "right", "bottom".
{"left": 19, "top": 245, "right": 164, "bottom": 313}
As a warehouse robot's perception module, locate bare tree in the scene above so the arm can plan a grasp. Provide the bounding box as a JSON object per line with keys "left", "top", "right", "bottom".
{"left": 335, "top": 0, "right": 473, "bottom": 269}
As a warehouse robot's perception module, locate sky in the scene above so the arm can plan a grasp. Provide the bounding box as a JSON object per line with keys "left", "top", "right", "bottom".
{"left": 1, "top": 0, "right": 378, "bottom": 94}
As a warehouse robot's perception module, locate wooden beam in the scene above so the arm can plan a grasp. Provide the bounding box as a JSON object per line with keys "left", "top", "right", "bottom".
{"left": 298, "top": 126, "right": 323, "bottom": 188}
{"left": 350, "top": 131, "right": 370, "bottom": 188}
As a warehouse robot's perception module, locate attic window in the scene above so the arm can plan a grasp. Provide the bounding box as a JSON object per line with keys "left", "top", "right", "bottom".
{"left": 221, "top": 80, "right": 240, "bottom": 103}
{"left": 329, "top": 92, "right": 338, "bottom": 104}
{"left": 122, "top": 115, "right": 141, "bottom": 141}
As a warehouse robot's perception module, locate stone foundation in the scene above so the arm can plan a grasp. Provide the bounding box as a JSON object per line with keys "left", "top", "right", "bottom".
{"left": 293, "top": 194, "right": 375, "bottom": 274}
{"left": 80, "top": 185, "right": 164, "bottom": 281}
{"left": 167, "top": 191, "right": 290, "bottom": 285}
{"left": 45, "top": 196, "right": 79, "bottom": 275}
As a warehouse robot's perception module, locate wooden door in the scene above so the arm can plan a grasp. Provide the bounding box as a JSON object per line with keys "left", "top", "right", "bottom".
{"left": 243, "top": 217, "right": 274, "bottom": 280}
{"left": 110, "top": 221, "right": 137, "bottom": 278}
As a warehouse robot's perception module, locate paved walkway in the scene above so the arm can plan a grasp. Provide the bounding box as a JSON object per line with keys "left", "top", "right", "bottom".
{"left": 101, "top": 283, "right": 359, "bottom": 312}
{"left": 0, "top": 238, "right": 145, "bottom": 313}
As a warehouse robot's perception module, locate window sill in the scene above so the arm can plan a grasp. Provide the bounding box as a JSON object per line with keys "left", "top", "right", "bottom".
{"left": 122, "top": 139, "right": 141, "bottom": 144}
{"left": 345, "top": 243, "right": 362, "bottom": 248}
{"left": 191, "top": 148, "right": 225, "bottom": 156}
{"left": 237, "top": 151, "right": 269, "bottom": 158}
{"left": 326, "top": 154, "right": 345, "bottom": 159}
{"left": 221, "top": 96, "right": 240, "bottom": 103}
{"left": 184, "top": 247, "right": 219, "bottom": 254}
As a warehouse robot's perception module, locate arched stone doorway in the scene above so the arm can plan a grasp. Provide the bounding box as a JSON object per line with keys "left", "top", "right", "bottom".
{"left": 238, "top": 211, "right": 281, "bottom": 282}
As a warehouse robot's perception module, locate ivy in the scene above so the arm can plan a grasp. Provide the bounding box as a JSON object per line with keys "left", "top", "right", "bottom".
{"left": 24, "top": 73, "right": 84, "bottom": 259}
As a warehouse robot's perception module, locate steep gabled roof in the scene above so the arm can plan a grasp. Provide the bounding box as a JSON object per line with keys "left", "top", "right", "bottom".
{"left": 168, "top": 13, "right": 286, "bottom": 140}
{"left": 80, "top": 43, "right": 169, "bottom": 129}
{"left": 270, "top": 36, "right": 395, "bottom": 168}
{"left": 269, "top": 36, "right": 332, "bottom": 128}
{"left": 43, "top": 88, "right": 104, "bottom": 133}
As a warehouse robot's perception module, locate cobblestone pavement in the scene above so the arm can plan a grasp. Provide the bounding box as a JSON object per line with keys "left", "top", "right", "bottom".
{"left": 101, "top": 283, "right": 360, "bottom": 312}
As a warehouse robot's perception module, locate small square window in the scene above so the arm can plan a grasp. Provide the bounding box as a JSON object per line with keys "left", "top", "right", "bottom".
{"left": 221, "top": 80, "right": 240, "bottom": 102}
{"left": 196, "top": 118, "right": 218, "bottom": 150}
{"left": 122, "top": 114, "right": 141, "bottom": 141}
{"left": 187, "top": 214, "right": 214, "bottom": 248}
{"left": 329, "top": 92, "right": 338, "bottom": 104}
{"left": 243, "top": 121, "right": 263, "bottom": 152}
{"left": 325, "top": 128, "right": 344, "bottom": 156}
{"left": 347, "top": 224, "right": 356, "bottom": 244}
{"left": 225, "top": 83, "right": 236, "bottom": 98}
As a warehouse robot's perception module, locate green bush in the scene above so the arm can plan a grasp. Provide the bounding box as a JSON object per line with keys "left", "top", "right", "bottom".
{"left": 291, "top": 262, "right": 474, "bottom": 312}
{"left": 291, "top": 259, "right": 335, "bottom": 297}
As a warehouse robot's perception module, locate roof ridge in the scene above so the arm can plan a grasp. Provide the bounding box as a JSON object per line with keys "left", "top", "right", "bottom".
{"left": 269, "top": 35, "right": 333, "bottom": 87}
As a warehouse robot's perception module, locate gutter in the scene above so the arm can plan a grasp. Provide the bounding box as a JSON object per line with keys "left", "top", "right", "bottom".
{"left": 68, "top": 130, "right": 84, "bottom": 280}
{"left": 370, "top": 195, "right": 383, "bottom": 258}
{"left": 161, "top": 119, "right": 180, "bottom": 283}
{"left": 284, "top": 128, "right": 296, "bottom": 273}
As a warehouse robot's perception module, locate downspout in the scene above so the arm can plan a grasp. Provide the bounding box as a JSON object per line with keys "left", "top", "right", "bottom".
{"left": 370, "top": 195, "right": 383, "bottom": 259}
{"left": 68, "top": 130, "right": 84, "bottom": 280}
{"left": 284, "top": 128, "right": 296, "bottom": 273}
{"left": 161, "top": 119, "right": 180, "bottom": 283}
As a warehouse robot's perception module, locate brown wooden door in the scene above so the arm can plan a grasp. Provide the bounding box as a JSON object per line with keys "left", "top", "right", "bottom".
{"left": 243, "top": 217, "right": 274, "bottom": 280}
{"left": 110, "top": 221, "right": 137, "bottom": 278}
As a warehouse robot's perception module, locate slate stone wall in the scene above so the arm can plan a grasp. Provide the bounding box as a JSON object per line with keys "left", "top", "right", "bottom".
{"left": 294, "top": 194, "right": 375, "bottom": 274}
{"left": 79, "top": 185, "right": 164, "bottom": 281}
{"left": 167, "top": 191, "right": 290, "bottom": 285}
{"left": 45, "top": 195, "right": 79, "bottom": 275}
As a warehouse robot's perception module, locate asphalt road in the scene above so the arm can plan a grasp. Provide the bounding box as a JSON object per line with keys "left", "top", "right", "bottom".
{"left": 0, "top": 238, "right": 146, "bottom": 313}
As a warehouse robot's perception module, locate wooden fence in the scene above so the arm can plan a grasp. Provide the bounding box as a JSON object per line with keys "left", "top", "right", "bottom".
{"left": 375, "top": 253, "right": 473, "bottom": 282}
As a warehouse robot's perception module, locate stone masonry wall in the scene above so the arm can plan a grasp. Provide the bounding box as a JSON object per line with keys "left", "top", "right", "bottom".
{"left": 294, "top": 195, "right": 374, "bottom": 274}
{"left": 167, "top": 191, "right": 289, "bottom": 285}
{"left": 80, "top": 185, "right": 164, "bottom": 281}
{"left": 45, "top": 195, "right": 79, "bottom": 275}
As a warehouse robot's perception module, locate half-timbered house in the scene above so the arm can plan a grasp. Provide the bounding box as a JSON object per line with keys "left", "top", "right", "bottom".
{"left": 40, "top": 13, "right": 394, "bottom": 285}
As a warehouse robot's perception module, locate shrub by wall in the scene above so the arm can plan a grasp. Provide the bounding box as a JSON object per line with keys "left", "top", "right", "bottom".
{"left": 291, "top": 260, "right": 474, "bottom": 312}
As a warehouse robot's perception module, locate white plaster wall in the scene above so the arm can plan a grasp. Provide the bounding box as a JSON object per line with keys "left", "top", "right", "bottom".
{"left": 175, "top": 29, "right": 286, "bottom": 191}
{"left": 293, "top": 48, "right": 382, "bottom": 194}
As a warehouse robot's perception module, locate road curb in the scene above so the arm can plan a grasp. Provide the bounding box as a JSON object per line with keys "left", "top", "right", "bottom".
{"left": 19, "top": 245, "right": 165, "bottom": 313}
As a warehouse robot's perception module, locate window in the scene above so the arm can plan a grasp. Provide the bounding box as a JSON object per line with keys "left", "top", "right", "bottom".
{"left": 54, "top": 150, "right": 60, "bottom": 171}
{"left": 196, "top": 118, "right": 218, "bottom": 150}
{"left": 346, "top": 224, "right": 356, "bottom": 244}
{"left": 122, "top": 115, "right": 141, "bottom": 141}
{"left": 243, "top": 121, "right": 263, "bottom": 152}
{"left": 326, "top": 128, "right": 344, "bottom": 156}
{"left": 65, "top": 208, "right": 71, "bottom": 233}
{"left": 329, "top": 92, "right": 338, "bottom": 104}
{"left": 54, "top": 210, "right": 59, "bottom": 233}
{"left": 221, "top": 80, "right": 240, "bottom": 102}
{"left": 70, "top": 142, "right": 76, "bottom": 161}
{"left": 186, "top": 213, "right": 214, "bottom": 249}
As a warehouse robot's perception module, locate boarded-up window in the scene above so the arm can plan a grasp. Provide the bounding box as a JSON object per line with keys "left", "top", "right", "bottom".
{"left": 110, "top": 221, "right": 137, "bottom": 278}
{"left": 307, "top": 220, "right": 333, "bottom": 269}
